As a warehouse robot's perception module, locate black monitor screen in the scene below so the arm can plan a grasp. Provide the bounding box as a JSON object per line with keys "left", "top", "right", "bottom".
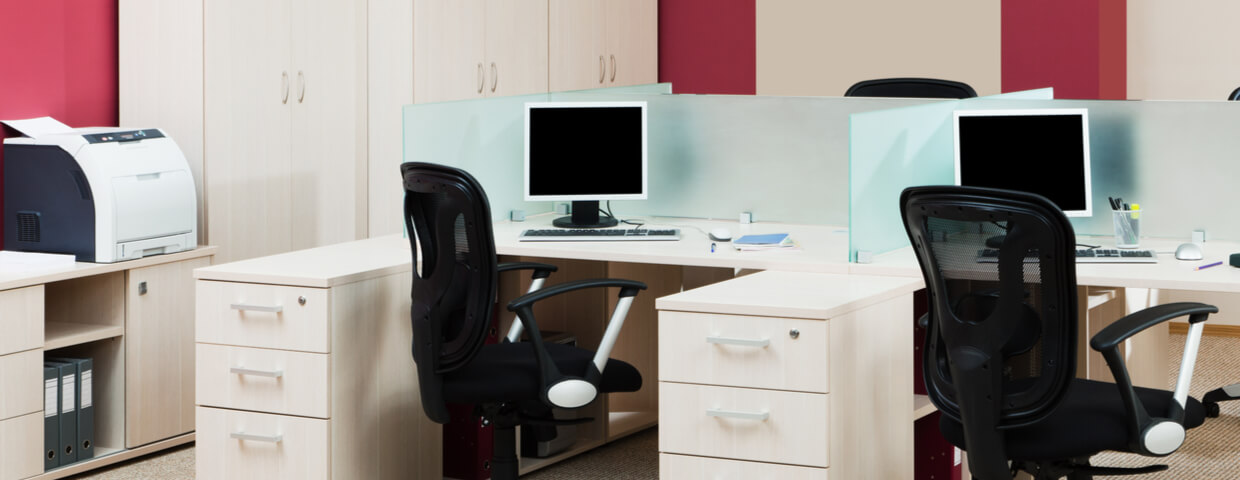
{"left": 957, "top": 113, "right": 1089, "bottom": 213}
{"left": 527, "top": 105, "right": 644, "bottom": 197}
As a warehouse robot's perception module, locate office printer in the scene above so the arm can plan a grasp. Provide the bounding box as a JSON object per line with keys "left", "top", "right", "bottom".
{"left": 3, "top": 128, "right": 197, "bottom": 263}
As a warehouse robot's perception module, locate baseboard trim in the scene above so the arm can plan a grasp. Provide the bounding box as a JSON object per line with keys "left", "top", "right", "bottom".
{"left": 1169, "top": 322, "right": 1240, "bottom": 338}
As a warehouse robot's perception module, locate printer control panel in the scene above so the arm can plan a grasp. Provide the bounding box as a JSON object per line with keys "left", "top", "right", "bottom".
{"left": 83, "top": 129, "right": 165, "bottom": 144}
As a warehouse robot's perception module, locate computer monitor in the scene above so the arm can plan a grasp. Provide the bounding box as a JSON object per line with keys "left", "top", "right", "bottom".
{"left": 524, "top": 101, "right": 648, "bottom": 228}
{"left": 954, "top": 108, "right": 1093, "bottom": 217}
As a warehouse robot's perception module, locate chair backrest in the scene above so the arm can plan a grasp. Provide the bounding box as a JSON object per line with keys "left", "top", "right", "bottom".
{"left": 402, "top": 162, "right": 498, "bottom": 424}
{"left": 900, "top": 186, "right": 1078, "bottom": 476}
{"left": 845, "top": 77, "right": 978, "bottom": 99}
{"left": 1229, "top": 87, "right": 1240, "bottom": 101}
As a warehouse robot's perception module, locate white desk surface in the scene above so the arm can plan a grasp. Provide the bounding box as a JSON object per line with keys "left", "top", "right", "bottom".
{"left": 656, "top": 270, "right": 923, "bottom": 320}
{"left": 493, "top": 214, "right": 851, "bottom": 273}
{"left": 0, "top": 246, "right": 217, "bottom": 291}
{"left": 853, "top": 236, "right": 1240, "bottom": 293}
{"left": 194, "top": 236, "right": 412, "bottom": 288}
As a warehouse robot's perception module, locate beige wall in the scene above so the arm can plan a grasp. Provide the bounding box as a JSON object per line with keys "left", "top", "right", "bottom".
{"left": 755, "top": 0, "right": 1000, "bottom": 97}
{"left": 1128, "top": 0, "right": 1240, "bottom": 100}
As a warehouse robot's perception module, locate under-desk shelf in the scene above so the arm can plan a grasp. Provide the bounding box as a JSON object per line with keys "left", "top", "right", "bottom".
{"left": 44, "top": 322, "right": 124, "bottom": 350}
{"left": 914, "top": 394, "right": 937, "bottom": 420}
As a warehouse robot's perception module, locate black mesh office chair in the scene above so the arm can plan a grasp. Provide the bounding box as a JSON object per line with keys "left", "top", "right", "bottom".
{"left": 402, "top": 162, "right": 644, "bottom": 480}
{"left": 1228, "top": 87, "right": 1240, "bottom": 101}
{"left": 901, "top": 186, "right": 1215, "bottom": 480}
{"left": 845, "top": 77, "right": 978, "bottom": 99}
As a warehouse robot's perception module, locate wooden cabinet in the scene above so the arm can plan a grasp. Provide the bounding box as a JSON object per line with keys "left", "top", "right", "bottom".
{"left": 413, "top": 0, "right": 548, "bottom": 103}
{"left": 550, "top": 0, "right": 658, "bottom": 92}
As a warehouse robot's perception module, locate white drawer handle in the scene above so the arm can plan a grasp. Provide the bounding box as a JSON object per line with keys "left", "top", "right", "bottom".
{"left": 230, "top": 367, "right": 284, "bottom": 378}
{"left": 231, "top": 432, "right": 283, "bottom": 443}
{"left": 706, "top": 409, "right": 770, "bottom": 421}
{"left": 231, "top": 303, "right": 284, "bottom": 313}
{"left": 706, "top": 336, "right": 770, "bottom": 348}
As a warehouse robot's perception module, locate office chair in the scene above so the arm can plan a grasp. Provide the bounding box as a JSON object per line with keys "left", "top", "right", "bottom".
{"left": 844, "top": 77, "right": 978, "bottom": 98}
{"left": 1228, "top": 87, "right": 1240, "bottom": 101}
{"left": 901, "top": 185, "right": 1215, "bottom": 480}
{"left": 402, "top": 162, "right": 645, "bottom": 480}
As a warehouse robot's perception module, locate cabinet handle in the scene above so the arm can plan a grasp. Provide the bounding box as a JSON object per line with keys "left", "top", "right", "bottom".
{"left": 477, "top": 63, "right": 485, "bottom": 93}
{"left": 706, "top": 409, "right": 770, "bottom": 421}
{"left": 490, "top": 62, "right": 497, "bottom": 93}
{"left": 231, "top": 432, "right": 284, "bottom": 443}
{"left": 281, "top": 71, "right": 289, "bottom": 104}
{"left": 599, "top": 55, "right": 605, "bottom": 84}
{"left": 230, "top": 367, "right": 285, "bottom": 378}
{"left": 230, "top": 303, "right": 284, "bottom": 313}
{"left": 706, "top": 336, "right": 770, "bottom": 348}
{"left": 610, "top": 54, "right": 616, "bottom": 82}
{"left": 297, "top": 70, "right": 305, "bottom": 103}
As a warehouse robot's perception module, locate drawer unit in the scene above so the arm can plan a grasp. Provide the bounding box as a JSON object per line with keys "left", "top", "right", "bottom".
{"left": 197, "top": 344, "right": 331, "bottom": 418}
{"left": 0, "top": 350, "right": 42, "bottom": 421}
{"left": 0, "top": 286, "right": 43, "bottom": 356}
{"left": 0, "top": 412, "right": 43, "bottom": 480}
{"left": 659, "top": 311, "right": 828, "bottom": 393}
{"left": 659, "top": 382, "right": 829, "bottom": 468}
{"left": 660, "top": 453, "right": 828, "bottom": 480}
{"left": 196, "top": 281, "right": 330, "bottom": 353}
{"left": 197, "top": 406, "right": 330, "bottom": 480}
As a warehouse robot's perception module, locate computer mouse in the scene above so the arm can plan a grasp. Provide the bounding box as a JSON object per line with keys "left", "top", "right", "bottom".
{"left": 708, "top": 228, "right": 732, "bottom": 242}
{"left": 1175, "top": 243, "right": 1203, "bottom": 261}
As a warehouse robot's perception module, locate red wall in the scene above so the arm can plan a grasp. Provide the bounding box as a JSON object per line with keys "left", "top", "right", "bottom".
{"left": 658, "top": 0, "right": 756, "bottom": 95}
{"left": 0, "top": 0, "right": 118, "bottom": 246}
{"left": 1001, "top": 0, "right": 1126, "bottom": 99}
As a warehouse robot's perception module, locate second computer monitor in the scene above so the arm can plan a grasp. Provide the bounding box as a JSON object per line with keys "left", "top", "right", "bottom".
{"left": 954, "top": 108, "right": 1093, "bottom": 217}
{"left": 525, "top": 101, "right": 648, "bottom": 228}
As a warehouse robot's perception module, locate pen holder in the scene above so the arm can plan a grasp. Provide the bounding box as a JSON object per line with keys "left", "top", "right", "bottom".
{"left": 1112, "top": 209, "right": 1141, "bottom": 249}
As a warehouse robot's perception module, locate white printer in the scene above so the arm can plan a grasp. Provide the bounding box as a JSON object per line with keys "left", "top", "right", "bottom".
{"left": 3, "top": 127, "right": 197, "bottom": 263}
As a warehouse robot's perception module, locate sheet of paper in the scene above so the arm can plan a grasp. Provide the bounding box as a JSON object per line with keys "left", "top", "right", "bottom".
{"left": 1, "top": 116, "right": 73, "bottom": 138}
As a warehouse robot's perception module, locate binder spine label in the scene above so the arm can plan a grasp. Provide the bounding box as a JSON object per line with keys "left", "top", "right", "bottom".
{"left": 82, "top": 370, "right": 93, "bottom": 408}
{"left": 45, "top": 379, "right": 57, "bottom": 417}
{"left": 62, "top": 375, "right": 76, "bottom": 412}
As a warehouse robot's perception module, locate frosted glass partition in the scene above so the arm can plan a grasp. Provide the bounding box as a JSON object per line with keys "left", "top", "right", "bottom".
{"left": 850, "top": 95, "right": 1240, "bottom": 260}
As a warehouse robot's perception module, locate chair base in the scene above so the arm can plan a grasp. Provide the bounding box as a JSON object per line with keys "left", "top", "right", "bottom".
{"left": 1010, "top": 458, "right": 1168, "bottom": 480}
{"left": 480, "top": 402, "right": 594, "bottom": 480}
{"left": 1202, "top": 382, "right": 1240, "bottom": 417}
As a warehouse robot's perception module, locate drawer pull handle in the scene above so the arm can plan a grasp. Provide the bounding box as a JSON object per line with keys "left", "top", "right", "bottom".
{"left": 230, "top": 367, "right": 285, "bottom": 378}
{"left": 231, "top": 303, "right": 284, "bottom": 313}
{"left": 706, "top": 336, "right": 769, "bottom": 348}
{"left": 706, "top": 409, "right": 770, "bottom": 421}
{"left": 230, "top": 432, "right": 284, "bottom": 443}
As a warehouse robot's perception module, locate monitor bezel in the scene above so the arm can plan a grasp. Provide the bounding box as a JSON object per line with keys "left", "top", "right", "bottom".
{"left": 953, "top": 108, "right": 1093, "bottom": 218}
{"left": 523, "top": 101, "right": 649, "bottom": 202}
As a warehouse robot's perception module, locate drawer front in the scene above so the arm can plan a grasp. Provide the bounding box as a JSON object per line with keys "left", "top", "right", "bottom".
{"left": 196, "top": 406, "right": 329, "bottom": 480}
{"left": 659, "top": 311, "right": 828, "bottom": 393}
{"left": 661, "top": 453, "right": 828, "bottom": 480}
{"left": 0, "top": 412, "right": 43, "bottom": 480}
{"left": 197, "top": 281, "right": 329, "bottom": 353}
{"left": 0, "top": 286, "right": 43, "bottom": 356}
{"left": 0, "top": 350, "right": 42, "bottom": 421}
{"left": 197, "top": 344, "right": 330, "bottom": 418}
{"left": 660, "top": 382, "right": 828, "bottom": 467}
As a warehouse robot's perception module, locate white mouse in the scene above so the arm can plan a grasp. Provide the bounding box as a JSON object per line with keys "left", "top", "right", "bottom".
{"left": 708, "top": 228, "right": 733, "bottom": 242}
{"left": 1175, "top": 243, "right": 1203, "bottom": 261}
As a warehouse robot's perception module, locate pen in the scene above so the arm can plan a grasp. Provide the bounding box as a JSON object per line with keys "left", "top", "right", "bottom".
{"left": 1196, "top": 261, "right": 1222, "bottom": 271}
{"left": 710, "top": 242, "right": 716, "bottom": 253}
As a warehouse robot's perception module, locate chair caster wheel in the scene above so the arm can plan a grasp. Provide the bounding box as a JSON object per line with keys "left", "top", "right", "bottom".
{"left": 1205, "top": 402, "right": 1221, "bottom": 418}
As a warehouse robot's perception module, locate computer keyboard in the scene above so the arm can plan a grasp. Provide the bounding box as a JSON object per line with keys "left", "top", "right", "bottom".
{"left": 977, "top": 248, "right": 1158, "bottom": 264}
{"left": 519, "top": 228, "right": 681, "bottom": 242}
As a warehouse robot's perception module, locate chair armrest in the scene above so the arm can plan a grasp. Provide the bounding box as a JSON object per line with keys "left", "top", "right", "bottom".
{"left": 1088, "top": 302, "right": 1217, "bottom": 456}
{"left": 506, "top": 279, "right": 647, "bottom": 312}
{"left": 497, "top": 262, "right": 559, "bottom": 342}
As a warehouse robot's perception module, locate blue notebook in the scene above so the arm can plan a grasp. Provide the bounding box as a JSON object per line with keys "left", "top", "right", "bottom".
{"left": 733, "top": 233, "right": 792, "bottom": 246}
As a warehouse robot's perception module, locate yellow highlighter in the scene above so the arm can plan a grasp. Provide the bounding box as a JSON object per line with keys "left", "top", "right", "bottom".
{"left": 1131, "top": 203, "right": 1140, "bottom": 219}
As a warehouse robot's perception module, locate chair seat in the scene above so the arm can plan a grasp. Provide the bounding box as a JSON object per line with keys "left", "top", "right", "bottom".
{"left": 940, "top": 379, "right": 1206, "bottom": 461}
{"left": 442, "top": 342, "right": 642, "bottom": 405}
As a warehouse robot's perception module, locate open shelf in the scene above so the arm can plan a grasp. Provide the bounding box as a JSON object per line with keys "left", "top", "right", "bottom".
{"left": 608, "top": 410, "right": 657, "bottom": 441}
{"left": 914, "top": 394, "right": 937, "bottom": 420}
{"left": 518, "top": 436, "right": 607, "bottom": 476}
{"left": 44, "top": 322, "right": 124, "bottom": 350}
{"left": 32, "top": 434, "right": 192, "bottom": 480}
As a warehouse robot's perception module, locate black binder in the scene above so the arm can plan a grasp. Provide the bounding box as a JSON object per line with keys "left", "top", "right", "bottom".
{"left": 45, "top": 361, "right": 77, "bottom": 466}
{"left": 42, "top": 363, "right": 59, "bottom": 471}
{"left": 48, "top": 357, "right": 94, "bottom": 461}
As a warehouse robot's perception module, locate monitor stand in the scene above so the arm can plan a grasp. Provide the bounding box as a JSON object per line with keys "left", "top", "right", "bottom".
{"left": 552, "top": 201, "right": 618, "bottom": 228}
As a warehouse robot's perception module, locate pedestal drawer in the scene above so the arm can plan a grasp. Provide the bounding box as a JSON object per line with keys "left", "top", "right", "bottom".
{"left": 659, "top": 382, "right": 828, "bottom": 468}
{"left": 659, "top": 311, "right": 827, "bottom": 393}
{"left": 0, "top": 286, "right": 42, "bottom": 356}
{"left": 661, "top": 453, "right": 828, "bottom": 480}
{"left": 196, "top": 281, "right": 329, "bottom": 353}
{"left": 0, "top": 350, "right": 42, "bottom": 421}
{"left": 197, "top": 344, "right": 330, "bottom": 418}
{"left": 197, "top": 406, "right": 329, "bottom": 480}
{"left": 0, "top": 412, "right": 43, "bottom": 480}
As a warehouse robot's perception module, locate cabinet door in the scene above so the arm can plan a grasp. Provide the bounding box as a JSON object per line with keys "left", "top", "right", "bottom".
{"left": 413, "top": 0, "right": 487, "bottom": 103}
{"left": 291, "top": 0, "right": 367, "bottom": 250}
{"left": 604, "top": 0, "right": 658, "bottom": 87}
{"left": 125, "top": 257, "right": 212, "bottom": 448}
{"left": 484, "top": 0, "right": 549, "bottom": 97}
{"left": 205, "top": 0, "right": 293, "bottom": 263}
{"left": 549, "top": 0, "right": 605, "bottom": 92}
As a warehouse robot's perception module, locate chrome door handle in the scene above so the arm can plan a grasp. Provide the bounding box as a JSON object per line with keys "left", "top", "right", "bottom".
{"left": 230, "top": 367, "right": 285, "bottom": 378}
{"left": 230, "top": 303, "right": 283, "bottom": 313}
{"left": 281, "top": 71, "right": 289, "bottom": 104}
{"left": 610, "top": 54, "right": 616, "bottom": 82}
{"left": 297, "top": 70, "right": 305, "bottom": 103}
{"left": 490, "top": 62, "right": 497, "bottom": 93}
{"left": 706, "top": 409, "right": 770, "bottom": 421}
{"left": 231, "top": 432, "right": 283, "bottom": 443}
{"left": 706, "top": 336, "right": 770, "bottom": 348}
{"left": 599, "top": 55, "right": 605, "bottom": 84}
